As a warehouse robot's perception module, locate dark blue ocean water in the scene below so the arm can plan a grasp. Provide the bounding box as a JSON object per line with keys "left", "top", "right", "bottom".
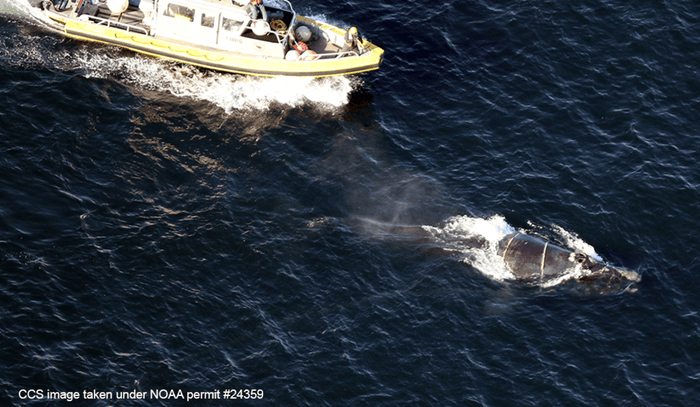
{"left": 1, "top": 0, "right": 699, "bottom": 405}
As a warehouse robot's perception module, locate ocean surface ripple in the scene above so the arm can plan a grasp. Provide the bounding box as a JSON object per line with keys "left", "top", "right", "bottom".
{"left": 1, "top": 0, "right": 699, "bottom": 405}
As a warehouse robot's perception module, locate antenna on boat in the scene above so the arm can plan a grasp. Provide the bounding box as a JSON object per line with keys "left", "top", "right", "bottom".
{"left": 153, "top": 0, "right": 160, "bottom": 34}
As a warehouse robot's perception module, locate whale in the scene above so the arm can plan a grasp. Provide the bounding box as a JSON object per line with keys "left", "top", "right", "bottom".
{"left": 355, "top": 217, "right": 640, "bottom": 287}
{"left": 497, "top": 232, "right": 640, "bottom": 285}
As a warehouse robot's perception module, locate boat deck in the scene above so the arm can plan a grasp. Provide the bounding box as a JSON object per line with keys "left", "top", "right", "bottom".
{"left": 87, "top": 2, "right": 148, "bottom": 29}
{"left": 89, "top": 4, "right": 146, "bottom": 27}
{"left": 51, "top": 0, "right": 151, "bottom": 33}
{"left": 55, "top": 0, "right": 293, "bottom": 45}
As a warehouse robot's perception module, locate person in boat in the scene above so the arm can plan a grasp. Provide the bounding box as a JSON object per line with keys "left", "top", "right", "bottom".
{"left": 245, "top": 0, "right": 267, "bottom": 21}
{"left": 342, "top": 27, "right": 365, "bottom": 53}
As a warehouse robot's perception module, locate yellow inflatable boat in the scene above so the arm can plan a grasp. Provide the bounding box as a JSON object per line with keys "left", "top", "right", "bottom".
{"left": 31, "top": 0, "right": 383, "bottom": 77}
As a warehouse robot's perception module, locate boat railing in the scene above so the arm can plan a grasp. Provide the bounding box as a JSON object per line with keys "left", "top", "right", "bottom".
{"left": 298, "top": 50, "right": 360, "bottom": 61}
{"left": 329, "top": 50, "right": 360, "bottom": 59}
{"left": 80, "top": 14, "right": 150, "bottom": 36}
{"left": 243, "top": 19, "right": 288, "bottom": 45}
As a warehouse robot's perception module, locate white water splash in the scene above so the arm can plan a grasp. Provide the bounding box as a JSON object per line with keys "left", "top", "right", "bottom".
{"left": 75, "top": 53, "right": 358, "bottom": 112}
{"left": 422, "top": 215, "right": 517, "bottom": 282}
{"left": 0, "top": 0, "right": 58, "bottom": 27}
{"left": 0, "top": 0, "right": 22, "bottom": 15}
{"left": 550, "top": 224, "right": 603, "bottom": 262}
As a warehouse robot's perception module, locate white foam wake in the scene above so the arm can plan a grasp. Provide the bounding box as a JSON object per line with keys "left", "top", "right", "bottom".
{"left": 76, "top": 55, "right": 359, "bottom": 113}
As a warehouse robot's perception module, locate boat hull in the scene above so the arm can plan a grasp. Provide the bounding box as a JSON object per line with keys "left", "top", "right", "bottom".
{"left": 64, "top": 20, "right": 382, "bottom": 76}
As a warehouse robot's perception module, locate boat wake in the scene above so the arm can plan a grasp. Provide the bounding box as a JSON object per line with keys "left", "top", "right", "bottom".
{"left": 0, "top": 0, "right": 360, "bottom": 113}
{"left": 77, "top": 54, "right": 361, "bottom": 113}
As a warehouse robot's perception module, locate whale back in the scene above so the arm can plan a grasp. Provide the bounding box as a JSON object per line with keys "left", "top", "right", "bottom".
{"left": 498, "top": 232, "right": 578, "bottom": 281}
